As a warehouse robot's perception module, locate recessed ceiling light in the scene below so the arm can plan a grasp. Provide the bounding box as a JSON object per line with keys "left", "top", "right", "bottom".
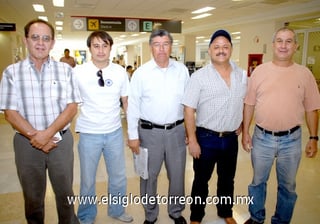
{"left": 191, "top": 13, "right": 212, "bottom": 20}
{"left": 38, "top": 16, "right": 48, "bottom": 21}
{"left": 55, "top": 21, "right": 63, "bottom": 26}
{"left": 192, "top": 7, "right": 215, "bottom": 14}
{"left": 57, "top": 34, "right": 63, "bottom": 39}
{"left": 53, "top": 0, "right": 64, "bottom": 7}
{"left": 33, "top": 4, "right": 45, "bottom": 12}
{"left": 56, "top": 26, "right": 63, "bottom": 31}
{"left": 55, "top": 12, "right": 64, "bottom": 18}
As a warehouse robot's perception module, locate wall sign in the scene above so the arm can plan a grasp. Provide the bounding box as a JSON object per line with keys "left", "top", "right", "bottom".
{"left": 0, "top": 23, "right": 16, "bottom": 31}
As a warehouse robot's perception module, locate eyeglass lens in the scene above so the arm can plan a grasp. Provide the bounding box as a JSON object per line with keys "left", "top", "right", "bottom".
{"left": 97, "top": 70, "right": 104, "bottom": 87}
{"left": 29, "top": 34, "right": 51, "bottom": 42}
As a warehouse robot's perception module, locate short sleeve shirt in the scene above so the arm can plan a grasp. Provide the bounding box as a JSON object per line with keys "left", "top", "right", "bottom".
{"left": 245, "top": 61, "right": 320, "bottom": 130}
{"left": 0, "top": 57, "right": 81, "bottom": 130}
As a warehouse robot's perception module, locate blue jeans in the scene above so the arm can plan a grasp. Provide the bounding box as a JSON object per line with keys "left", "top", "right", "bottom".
{"left": 249, "top": 126, "right": 302, "bottom": 224}
{"left": 77, "top": 128, "right": 127, "bottom": 223}
{"left": 190, "top": 127, "right": 238, "bottom": 222}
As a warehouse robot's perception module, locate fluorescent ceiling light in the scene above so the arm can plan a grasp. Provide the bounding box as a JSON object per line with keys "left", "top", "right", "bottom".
{"left": 192, "top": 13, "right": 212, "bottom": 19}
{"left": 55, "top": 21, "right": 63, "bottom": 26}
{"left": 231, "top": 31, "right": 241, "bottom": 35}
{"left": 192, "top": 6, "right": 215, "bottom": 14}
{"left": 56, "top": 34, "right": 63, "bottom": 39}
{"left": 33, "top": 4, "right": 45, "bottom": 12}
{"left": 38, "top": 16, "right": 48, "bottom": 21}
{"left": 53, "top": 0, "right": 64, "bottom": 7}
{"left": 56, "top": 26, "right": 63, "bottom": 31}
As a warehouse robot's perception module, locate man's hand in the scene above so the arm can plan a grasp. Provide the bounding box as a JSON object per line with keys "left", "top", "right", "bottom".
{"left": 128, "top": 139, "right": 140, "bottom": 154}
{"left": 305, "top": 140, "right": 318, "bottom": 158}
{"left": 188, "top": 140, "right": 201, "bottom": 159}
{"left": 242, "top": 132, "right": 253, "bottom": 153}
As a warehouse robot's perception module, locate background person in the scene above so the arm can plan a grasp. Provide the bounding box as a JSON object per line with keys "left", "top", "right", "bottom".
{"left": 242, "top": 27, "right": 320, "bottom": 224}
{"left": 60, "top": 48, "right": 76, "bottom": 67}
{"left": 126, "top": 65, "right": 134, "bottom": 81}
{"left": 74, "top": 30, "right": 132, "bottom": 223}
{"left": 182, "top": 29, "right": 247, "bottom": 224}
{"left": 0, "top": 19, "right": 81, "bottom": 224}
{"left": 127, "top": 29, "right": 190, "bottom": 224}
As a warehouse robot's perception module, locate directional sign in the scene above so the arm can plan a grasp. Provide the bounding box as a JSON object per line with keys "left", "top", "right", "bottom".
{"left": 126, "top": 19, "right": 139, "bottom": 32}
{"left": 71, "top": 18, "right": 86, "bottom": 31}
{"left": 72, "top": 17, "right": 181, "bottom": 33}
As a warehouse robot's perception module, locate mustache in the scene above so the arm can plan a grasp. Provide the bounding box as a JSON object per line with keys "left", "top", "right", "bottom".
{"left": 216, "top": 52, "right": 227, "bottom": 56}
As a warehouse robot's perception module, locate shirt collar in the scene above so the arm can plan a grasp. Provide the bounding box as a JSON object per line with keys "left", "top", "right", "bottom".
{"left": 151, "top": 58, "right": 177, "bottom": 69}
{"left": 27, "top": 56, "right": 52, "bottom": 68}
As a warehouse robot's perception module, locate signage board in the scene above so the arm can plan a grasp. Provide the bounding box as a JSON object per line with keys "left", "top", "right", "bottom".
{"left": 72, "top": 17, "right": 181, "bottom": 33}
{"left": 0, "top": 23, "right": 16, "bottom": 31}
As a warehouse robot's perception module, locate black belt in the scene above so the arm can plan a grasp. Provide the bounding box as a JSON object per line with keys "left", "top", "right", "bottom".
{"left": 140, "top": 119, "right": 184, "bottom": 130}
{"left": 256, "top": 125, "right": 300, "bottom": 136}
{"left": 197, "top": 127, "right": 236, "bottom": 138}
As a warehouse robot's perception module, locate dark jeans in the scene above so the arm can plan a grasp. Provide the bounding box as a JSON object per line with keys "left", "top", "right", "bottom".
{"left": 190, "top": 127, "right": 238, "bottom": 222}
{"left": 14, "top": 130, "right": 79, "bottom": 224}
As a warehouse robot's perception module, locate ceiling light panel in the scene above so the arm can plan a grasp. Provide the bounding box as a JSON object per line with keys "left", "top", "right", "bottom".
{"left": 191, "top": 13, "right": 212, "bottom": 20}
{"left": 192, "top": 6, "right": 215, "bottom": 14}
{"left": 55, "top": 21, "right": 63, "bottom": 25}
{"left": 33, "top": 4, "right": 45, "bottom": 12}
{"left": 38, "top": 16, "right": 48, "bottom": 21}
{"left": 53, "top": 0, "right": 64, "bottom": 7}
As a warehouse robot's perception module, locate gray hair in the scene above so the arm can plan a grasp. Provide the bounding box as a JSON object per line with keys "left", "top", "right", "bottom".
{"left": 149, "top": 29, "right": 173, "bottom": 45}
{"left": 272, "top": 27, "right": 297, "bottom": 43}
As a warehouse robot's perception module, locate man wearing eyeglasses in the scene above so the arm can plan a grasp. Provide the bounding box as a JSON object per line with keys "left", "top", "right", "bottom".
{"left": 73, "top": 31, "right": 132, "bottom": 223}
{"left": 127, "top": 29, "right": 190, "bottom": 224}
{"left": 0, "top": 19, "right": 81, "bottom": 223}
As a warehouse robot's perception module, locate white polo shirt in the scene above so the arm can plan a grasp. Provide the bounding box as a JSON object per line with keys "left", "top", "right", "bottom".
{"left": 74, "top": 61, "right": 129, "bottom": 134}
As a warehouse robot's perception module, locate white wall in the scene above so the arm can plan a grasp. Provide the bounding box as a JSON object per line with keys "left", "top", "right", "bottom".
{"left": 238, "top": 21, "right": 276, "bottom": 70}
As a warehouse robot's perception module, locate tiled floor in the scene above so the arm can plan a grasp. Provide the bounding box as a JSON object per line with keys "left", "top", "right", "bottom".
{"left": 0, "top": 113, "right": 319, "bottom": 224}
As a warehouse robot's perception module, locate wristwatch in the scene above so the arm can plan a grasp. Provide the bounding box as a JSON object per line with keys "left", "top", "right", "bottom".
{"left": 309, "top": 136, "right": 319, "bottom": 141}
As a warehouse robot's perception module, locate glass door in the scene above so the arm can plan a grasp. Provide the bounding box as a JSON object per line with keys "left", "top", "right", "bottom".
{"left": 294, "top": 28, "right": 320, "bottom": 91}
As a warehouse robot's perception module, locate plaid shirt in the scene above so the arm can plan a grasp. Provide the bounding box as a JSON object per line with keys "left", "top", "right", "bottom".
{"left": 0, "top": 57, "right": 81, "bottom": 130}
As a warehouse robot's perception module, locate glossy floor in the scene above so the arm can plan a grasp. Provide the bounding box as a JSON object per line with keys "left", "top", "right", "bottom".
{"left": 0, "top": 114, "right": 319, "bottom": 224}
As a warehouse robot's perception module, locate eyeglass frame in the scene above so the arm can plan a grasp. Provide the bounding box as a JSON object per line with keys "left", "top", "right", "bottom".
{"left": 97, "top": 70, "right": 105, "bottom": 87}
{"left": 151, "top": 41, "right": 171, "bottom": 50}
{"left": 28, "top": 34, "right": 52, "bottom": 42}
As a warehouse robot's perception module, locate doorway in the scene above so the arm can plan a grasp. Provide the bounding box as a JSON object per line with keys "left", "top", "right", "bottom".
{"left": 294, "top": 28, "right": 320, "bottom": 90}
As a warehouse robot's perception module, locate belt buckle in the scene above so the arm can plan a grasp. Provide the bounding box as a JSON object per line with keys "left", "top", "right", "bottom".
{"left": 164, "top": 124, "right": 171, "bottom": 130}
{"left": 219, "top": 132, "right": 223, "bottom": 137}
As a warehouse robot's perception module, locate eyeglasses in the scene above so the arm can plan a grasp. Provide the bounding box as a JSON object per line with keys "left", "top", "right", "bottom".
{"left": 151, "top": 42, "right": 171, "bottom": 50}
{"left": 28, "top": 34, "right": 52, "bottom": 42}
{"left": 97, "top": 70, "right": 104, "bottom": 87}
